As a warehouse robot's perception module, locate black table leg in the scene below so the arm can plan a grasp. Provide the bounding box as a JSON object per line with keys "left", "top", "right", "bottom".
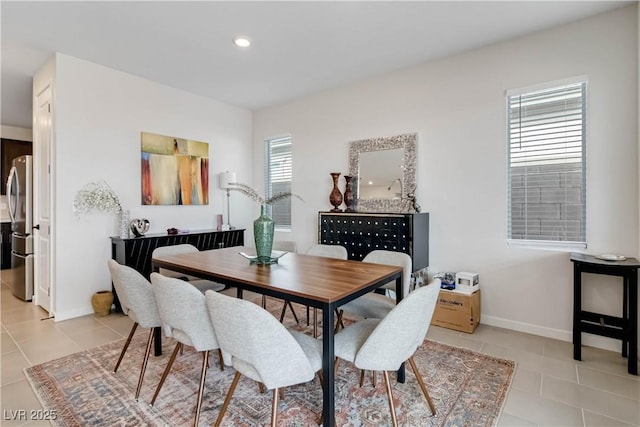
{"left": 628, "top": 269, "right": 638, "bottom": 375}
{"left": 573, "top": 263, "right": 582, "bottom": 361}
{"left": 622, "top": 275, "right": 629, "bottom": 358}
{"left": 111, "top": 282, "right": 122, "bottom": 313}
{"left": 153, "top": 326, "right": 162, "bottom": 356}
{"left": 151, "top": 264, "right": 163, "bottom": 356}
{"left": 395, "top": 274, "right": 406, "bottom": 383}
{"left": 322, "top": 304, "right": 335, "bottom": 427}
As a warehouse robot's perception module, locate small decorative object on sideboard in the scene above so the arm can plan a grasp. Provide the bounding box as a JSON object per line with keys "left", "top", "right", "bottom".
{"left": 406, "top": 184, "right": 421, "bottom": 213}
{"left": 119, "top": 210, "right": 130, "bottom": 238}
{"left": 343, "top": 175, "right": 355, "bottom": 212}
{"left": 594, "top": 254, "right": 627, "bottom": 261}
{"left": 329, "top": 172, "right": 343, "bottom": 212}
{"left": 129, "top": 218, "right": 150, "bottom": 237}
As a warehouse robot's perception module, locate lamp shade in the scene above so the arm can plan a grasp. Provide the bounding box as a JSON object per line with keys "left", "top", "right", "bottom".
{"left": 219, "top": 171, "right": 236, "bottom": 189}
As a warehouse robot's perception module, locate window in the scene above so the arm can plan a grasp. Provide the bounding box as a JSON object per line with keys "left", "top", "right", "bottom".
{"left": 507, "top": 78, "right": 586, "bottom": 250}
{"left": 265, "top": 135, "right": 293, "bottom": 230}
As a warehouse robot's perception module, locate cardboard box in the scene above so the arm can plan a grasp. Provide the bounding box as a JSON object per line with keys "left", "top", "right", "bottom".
{"left": 431, "top": 289, "right": 481, "bottom": 333}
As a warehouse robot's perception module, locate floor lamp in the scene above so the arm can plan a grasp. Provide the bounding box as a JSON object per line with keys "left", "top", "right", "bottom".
{"left": 219, "top": 171, "right": 236, "bottom": 230}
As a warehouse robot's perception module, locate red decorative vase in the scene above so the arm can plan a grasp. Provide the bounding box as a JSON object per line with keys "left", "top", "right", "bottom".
{"left": 343, "top": 175, "right": 354, "bottom": 212}
{"left": 329, "top": 172, "right": 343, "bottom": 212}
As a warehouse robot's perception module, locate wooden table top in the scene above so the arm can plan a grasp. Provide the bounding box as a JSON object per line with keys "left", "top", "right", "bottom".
{"left": 152, "top": 245, "right": 402, "bottom": 304}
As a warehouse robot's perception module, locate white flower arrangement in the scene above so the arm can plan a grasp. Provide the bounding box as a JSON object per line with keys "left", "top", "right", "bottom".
{"left": 73, "top": 181, "right": 123, "bottom": 214}
{"left": 228, "top": 182, "right": 303, "bottom": 205}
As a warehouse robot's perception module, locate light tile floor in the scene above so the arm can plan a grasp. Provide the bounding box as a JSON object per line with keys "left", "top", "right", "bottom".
{"left": 1, "top": 273, "right": 638, "bottom": 427}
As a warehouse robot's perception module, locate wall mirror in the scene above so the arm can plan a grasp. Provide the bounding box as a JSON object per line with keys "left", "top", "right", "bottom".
{"left": 348, "top": 133, "right": 417, "bottom": 212}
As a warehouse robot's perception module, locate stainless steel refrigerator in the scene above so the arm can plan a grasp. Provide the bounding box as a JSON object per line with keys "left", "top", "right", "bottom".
{"left": 6, "top": 155, "right": 33, "bottom": 301}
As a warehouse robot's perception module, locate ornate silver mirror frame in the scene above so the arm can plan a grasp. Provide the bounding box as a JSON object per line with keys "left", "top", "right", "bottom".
{"left": 348, "top": 132, "right": 417, "bottom": 213}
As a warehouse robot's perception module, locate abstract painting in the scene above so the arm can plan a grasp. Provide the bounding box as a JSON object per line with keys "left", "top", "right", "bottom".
{"left": 141, "top": 132, "right": 209, "bottom": 205}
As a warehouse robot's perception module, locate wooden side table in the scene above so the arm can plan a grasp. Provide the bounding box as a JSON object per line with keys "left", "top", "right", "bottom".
{"left": 570, "top": 253, "right": 639, "bottom": 375}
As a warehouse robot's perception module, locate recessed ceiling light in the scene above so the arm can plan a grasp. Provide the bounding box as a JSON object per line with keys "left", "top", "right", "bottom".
{"left": 368, "top": 181, "right": 374, "bottom": 185}
{"left": 233, "top": 36, "right": 251, "bottom": 48}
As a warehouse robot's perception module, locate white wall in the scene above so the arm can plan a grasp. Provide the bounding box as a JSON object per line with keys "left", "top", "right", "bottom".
{"left": 51, "top": 54, "right": 253, "bottom": 320}
{"left": 253, "top": 6, "right": 639, "bottom": 350}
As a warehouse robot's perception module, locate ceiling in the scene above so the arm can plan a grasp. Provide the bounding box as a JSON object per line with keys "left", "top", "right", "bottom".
{"left": 1, "top": 1, "right": 634, "bottom": 129}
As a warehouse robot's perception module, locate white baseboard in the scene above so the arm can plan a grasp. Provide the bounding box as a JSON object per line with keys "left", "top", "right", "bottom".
{"left": 54, "top": 306, "right": 94, "bottom": 322}
{"left": 481, "top": 314, "right": 638, "bottom": 357}
{"left": 481, "top": 314, "right": 570, "bottom": 342}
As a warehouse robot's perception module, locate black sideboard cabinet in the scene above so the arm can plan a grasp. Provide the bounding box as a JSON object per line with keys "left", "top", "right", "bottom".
{"left": 318, "top": 212, "right": 428, "bottom": 272}
{"left": 110, "top": 228, "right": 245, "bottom": 310}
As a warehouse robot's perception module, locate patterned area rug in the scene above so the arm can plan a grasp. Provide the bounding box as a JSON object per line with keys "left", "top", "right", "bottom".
{"left": 24, "top": 298, "right": 515, "bottom": 426}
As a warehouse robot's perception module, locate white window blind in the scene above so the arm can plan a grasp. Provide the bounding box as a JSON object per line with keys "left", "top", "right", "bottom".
{"left": 265, "top": 135, "right": 293, "bottom": 229}
{"left": 507, "top": 80, "right": 586, "bottom": 249}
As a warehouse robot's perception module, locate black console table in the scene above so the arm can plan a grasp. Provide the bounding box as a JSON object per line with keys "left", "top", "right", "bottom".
{"left": 318, "top": 212, "right": 428, "bottom": 272}
{"left": 570, "top": 252, "right": 638, "bottom": 375}
{"left": 110, "top": 228, "right": 245, "bottom": 310}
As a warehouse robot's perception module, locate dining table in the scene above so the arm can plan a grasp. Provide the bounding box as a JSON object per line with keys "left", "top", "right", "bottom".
{"left": 151, "top": 245, "right": 404, "bottom": 427}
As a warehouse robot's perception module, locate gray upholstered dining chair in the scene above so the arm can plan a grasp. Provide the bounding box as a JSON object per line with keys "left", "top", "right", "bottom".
{"left": 149, "top": 273, "right": 223, "bottom": 427}
{"left": 333, "top": 281, "right": 440, "bottom": 427}
{"left": 335, "top": 250, "right": 412, "bottom": 329}
{"left": 262, "top": 240, "right": 300, "bottom": 322}
{"left": 205, "top": 289, "right": 322, "bottom": 427}
{"left": 152, "top": 244, "right": 225, "bottom": 293}
{"left": 107, "top": 259, "right": 163, "bottom": 401}
{"left": 273, "top": 240, "right": 298, "bottom": 253}
{"left": 306, "top": 243, "right": 348, "bottom": 259}
{"left": 304, "top": 244, "right": 349, "bottom": 337}
{"left": 362, "top": 250, "right": 412, "bottom": 297}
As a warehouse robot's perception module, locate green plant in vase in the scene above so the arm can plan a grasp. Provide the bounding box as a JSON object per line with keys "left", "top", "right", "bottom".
{"left": 228, "top": 183, "right": 303, "bottom": 263}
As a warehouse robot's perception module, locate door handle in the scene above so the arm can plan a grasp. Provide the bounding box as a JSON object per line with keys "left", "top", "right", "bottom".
{"left": 6, "top": 166, "right": 16, "bottom": 223}
{"left": 33, "top": 224, "right": 40, "bottom": 230}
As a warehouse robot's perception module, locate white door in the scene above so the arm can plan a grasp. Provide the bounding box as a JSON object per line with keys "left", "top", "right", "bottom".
{"left": 34, "top": 85, "right": 53, "bottom": 314}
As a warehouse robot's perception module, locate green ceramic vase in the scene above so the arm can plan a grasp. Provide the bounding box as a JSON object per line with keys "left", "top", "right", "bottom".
{"left": 254, "top": 204, "right": 274, "bottom": 261}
